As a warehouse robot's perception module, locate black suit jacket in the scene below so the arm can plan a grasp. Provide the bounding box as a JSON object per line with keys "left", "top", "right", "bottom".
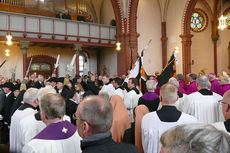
{"left": 2, "top": 92, "right": 15, "bottom": 125}
{"left": 34, "top": 81, "right": 45, "bottom": 89}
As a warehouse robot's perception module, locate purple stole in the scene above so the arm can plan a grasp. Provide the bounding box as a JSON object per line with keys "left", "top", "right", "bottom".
{"left": 210, "top": 79, "right": 219, "bottom": 94}
{"left": 34, "top": 120, "right": 76, "bottom": 140}
{"left": 142, "top": 92, "right": 159, "bottom": 101}
{"left": 187, "top": 81, "right": 198, "bottom": 95}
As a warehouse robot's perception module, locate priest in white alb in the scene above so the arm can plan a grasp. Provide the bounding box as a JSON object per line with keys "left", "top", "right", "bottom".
{"left": 99, "top": 75, "right": 115, "bottom": 98}
{"left": 142, "top": 84, "right": 198, "bottom": 153}
{"left": 183, "top": 76, "right": 224, "bottom": 123}
{"left": 124, "top": 78, "right": 142, "bottom": 123}
{"left": 22, "top": 93, "right": 81, "bottom": 153}
{"left": 10, "top": 88, "right": 39, "bottom": 153}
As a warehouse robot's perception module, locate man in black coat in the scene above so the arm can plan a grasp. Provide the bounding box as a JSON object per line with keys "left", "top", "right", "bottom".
{"left": 34, "top": 75, "right": 45, "bottom": 89}
{"left": 1, "top": 82, "right": 15, "bottom": 144}
{"left": 55, "top": 77, "right": 70, "bottom": 100}
{"left": 76, "top": 96, "right": 140, "bottom": 153}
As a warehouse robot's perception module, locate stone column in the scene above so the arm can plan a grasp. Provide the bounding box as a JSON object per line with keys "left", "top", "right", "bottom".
{"left": 20, "top": 41, "right": 30, "bottom": 78}
{"left": 161, "top": 22, "right": 168, "bottom": 67}
{"left": 73, "top": 44, "right": 82, "bottom": 76}
{"left": 180, "top": 34, "right": 193, "bottom": 77}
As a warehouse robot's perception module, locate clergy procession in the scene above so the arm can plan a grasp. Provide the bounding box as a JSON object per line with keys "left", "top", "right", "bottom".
{"left": 0, "top": 67, "right": 230, "bottom": 153}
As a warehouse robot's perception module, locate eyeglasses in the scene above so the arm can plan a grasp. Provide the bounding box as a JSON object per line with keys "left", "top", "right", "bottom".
{"left": 218, "top": 100, "right": 230, "bottom": 112}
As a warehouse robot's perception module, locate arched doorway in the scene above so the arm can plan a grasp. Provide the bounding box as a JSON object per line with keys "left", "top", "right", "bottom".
{"left": 27, "top": 55, "right": 58, "bottom": 79}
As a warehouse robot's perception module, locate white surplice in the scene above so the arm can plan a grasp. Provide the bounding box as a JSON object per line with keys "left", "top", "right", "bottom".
{"left": 141, "top": 112, "right": 198, "bottom": 153}
{"left": 183, "top": 92, "right": 224, "bottom": 123}
{"left": 124, "top": 90, "right": 142, "bottom": 122}
{"left": 114, "top": 88, "right": 127, "bottom": 100}
{"left": 19, "top": 114, "right": 70, "bottom": 151}
{"left": 10, "top": 106, "right": 38, "bottom": 153}
{"left": 22, "top": 121, "right": 81, "bottom": 153}
{"left": 100, "top": 83, "right": 116, "bottom": 98}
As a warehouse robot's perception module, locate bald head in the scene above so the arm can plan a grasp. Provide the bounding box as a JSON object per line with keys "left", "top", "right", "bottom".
{"left": 77, "top": 96, "right": 113, "bottom": 134}
{"left": 223, "top": 90, "right": 230, "bottom": 105}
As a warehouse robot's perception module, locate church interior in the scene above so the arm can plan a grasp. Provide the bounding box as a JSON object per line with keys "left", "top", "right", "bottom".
{"left": 0, "top": 0, "right": 229, "bottom": 79}
{"left": 0, "top": 0, "right": 230, "bottom": 153}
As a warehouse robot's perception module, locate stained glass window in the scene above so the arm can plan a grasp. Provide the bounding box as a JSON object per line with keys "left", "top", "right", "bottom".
{"left": 190, "top": 9, "right": 208, "bottom": 32}
{"left": 226, "top": 11, "right": 230, "bottom": 26}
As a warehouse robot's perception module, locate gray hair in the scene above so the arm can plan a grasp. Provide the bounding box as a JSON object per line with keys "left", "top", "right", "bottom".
{"left": 146, "top": 80, "right": 158, "bottom": 91}
{"left": 168, "top": 77, "right": 179, "bottom": 89}
{"left": 40, "top": 93, "right": 65, "bottom": 119}
{"left": 196, "top": 76, "right": 210, "bottom": 88}
{"left": 189, "top": 73, "right": 197, "bottom": 80}
{"left": 160, "top": 84, "right": 178, "bottom": 104}
{"left": 79, "top": 96, "right": 113, "bottom": 134}
{"left": 37, "top": 85, "right": 56, "bottom": 102}
{"left": 160, "top": 123, "right": 230, "bottom": 153}
{"left": 176, "top": 74, "right": 184, "bottom": 81}
{"left": 23, "top": 88, "right": 38, "bottom": 103}
{"left": 99, "top": 92, "right": 110, "bottom": 102}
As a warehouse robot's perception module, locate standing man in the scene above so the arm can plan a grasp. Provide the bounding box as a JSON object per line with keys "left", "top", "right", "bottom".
{"left": 22, "top": 93, "right": 81, "bottom": 153}
{"left": 124, "top": 78, "right": 142, "bottom": 123}
{"left": 141, "top": 84, "right": 198, "bottom": 153}
{"left": 112, "top": 77, "right": 127, "bottom": 100}
{"left": 10, "top": 88, "right": 39, "bottom": 152}
{"left": 208, "top": 73, "right": 219, "bottom": 94}
{"left": 218, "top": 76, "right": 230, "bottom": 96}
{"left": 76, "top": 96, "right": 140, "bottom": 153}
{"left": 100, "top": 75, "right": 115, "bottom": 98}
{"left": 186, "top": 73, "right": 198, "bottom": 95}
{"left": 34, "top": 75, "right": 45, "bottom": 89}
{"left": 183, "top": 76, "right": 223, "bottom": 123}
{"left": 1, "top": 82, "right": 15, "bottom": 144}
{"left": 56, "top": 77, "right": 70, "bottom": 100}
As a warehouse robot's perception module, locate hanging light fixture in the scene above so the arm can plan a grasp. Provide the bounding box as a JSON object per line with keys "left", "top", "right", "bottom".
{"left": 218, "top": 0, "right": 227, "bottom": 31}
{"left": 174, "top": 46, "right": 179, "bottom": 53}
{"left": 116, "top": 41, "right": 121, "bottom": 51}
{"left": 6, "top": 34, "right": 12, "bottom": 46}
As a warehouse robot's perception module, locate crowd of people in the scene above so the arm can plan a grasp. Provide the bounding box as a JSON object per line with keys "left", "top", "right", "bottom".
{"left": 0, "top": 71, "right": 230, "bottom": 153}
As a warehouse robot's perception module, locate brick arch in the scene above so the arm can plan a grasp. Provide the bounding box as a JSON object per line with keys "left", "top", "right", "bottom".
{"left": 27, "top": 55, "right": 58, "bottom": 77}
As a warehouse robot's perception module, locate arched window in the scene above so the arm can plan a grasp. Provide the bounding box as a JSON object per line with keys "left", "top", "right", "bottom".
{"left": 190, "top": 9, "right": 208, "bottom": 32}
{"left": 79, "top": 55, "right": 84, "bottom": 76}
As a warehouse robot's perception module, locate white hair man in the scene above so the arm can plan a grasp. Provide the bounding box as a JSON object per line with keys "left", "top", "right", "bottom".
{"left": 10, "top": 88, "right": 38, "bottom": 152}
{"left": 76, "top": 96, "right": 139, "bottom": 153}
{"left": 183, "top": 76, "right": 223, "bottom": 123}
{"left": 141, "top": 84, "right": 198, "bottom": 153}
{"left": 218, "top": 76, "right": 230, "bottom": 96}
{"left": 22, "top": 93, "right": 81, "bottom": 153}
{"left": 138, "top": 79, "right": 159, "bottom": 112}
{"left": 19, "top": 86, "right": 70, "bottom": 151}
{"left": 212, "top": 90, "right": 230, "bottom": 134}
{"left": 99, "top": 74, "right": 115, "bottom": 98}
{"left": 160, "top": 123, "right": 230, "bottom": 153}
{"left": 124, "top": 78, "right": 142, "bottom": 123}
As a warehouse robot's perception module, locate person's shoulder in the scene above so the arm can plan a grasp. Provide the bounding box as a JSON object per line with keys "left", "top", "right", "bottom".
{"left": 115, "top": 143, "right": 140, "bottom": 153}
{"left": 142, "top": 112, "right": 156, "bottom": 122}
{"left": 181, "top": 112, "right": 198, "bottom": 122}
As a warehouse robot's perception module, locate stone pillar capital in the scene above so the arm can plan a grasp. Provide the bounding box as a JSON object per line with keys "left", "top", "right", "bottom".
{"left": 73, "top": 44, "right": 82, "bottom": 55}
{"left": 20, "top": 41, "right": 30, "bottom": 54}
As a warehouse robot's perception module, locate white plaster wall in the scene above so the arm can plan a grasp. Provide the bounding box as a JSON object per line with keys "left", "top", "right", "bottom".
{"left": 191, "top": 2, "right": 214, "bottom": 74}
{"left": 137, "top": 0, "right": 162, "bottom": 75}
{"left": 167, "top": 0, "right": 188, "bottom": 74}
{"left": 100, "top": 0, "right": 115, "bottom": 25}
{"left": 0, "top": 43, "right": 23, "bottom": 80}
{"left": 99, "top": 48, "right": 117, "bottom": 77}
